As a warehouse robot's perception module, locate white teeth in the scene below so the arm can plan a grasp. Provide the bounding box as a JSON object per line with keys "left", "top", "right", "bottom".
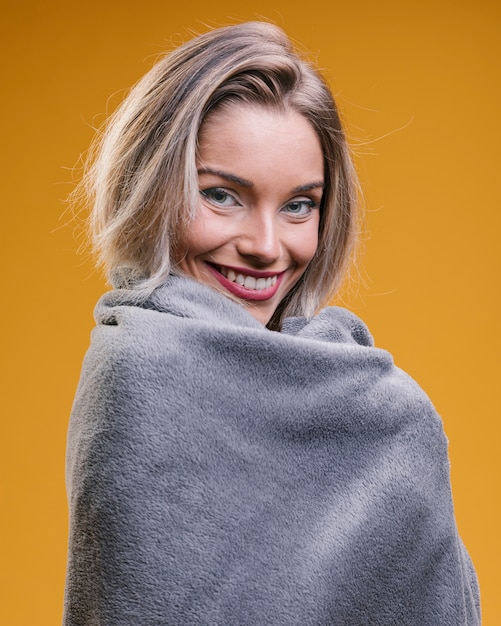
{"left": 218, "top": 266, "right": 279, "bottom": 291}
{"left": 244, "top": 276, "right": 257, "bottom": 289}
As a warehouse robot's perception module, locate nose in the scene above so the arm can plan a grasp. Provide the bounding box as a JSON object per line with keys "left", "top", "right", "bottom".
{"left": 236, "top": 211, "right": 281, "bottom": 265}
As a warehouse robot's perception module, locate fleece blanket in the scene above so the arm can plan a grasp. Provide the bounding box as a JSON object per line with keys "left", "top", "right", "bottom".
{"left": 64, "top": 275, "right": 480, "bottom": 625}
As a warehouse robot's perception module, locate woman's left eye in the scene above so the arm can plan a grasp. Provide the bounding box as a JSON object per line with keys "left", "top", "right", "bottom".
{"left": 282, "top": 199, "right": 317, "bottom": 216}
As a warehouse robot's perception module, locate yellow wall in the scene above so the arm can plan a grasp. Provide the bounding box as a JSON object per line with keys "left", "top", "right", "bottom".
{"left": 2, "top": 1, "right": 499, "bottom": 623}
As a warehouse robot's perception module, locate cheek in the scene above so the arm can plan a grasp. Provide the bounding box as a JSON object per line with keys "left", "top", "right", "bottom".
{"left": 181, "top": 211, "right": 228, "bottom": 257}
{"left": 293, "top": 222, "right": 320, "bottom": 268}
{"left": 181, "top": 221, "right": 206, "bottom": 257}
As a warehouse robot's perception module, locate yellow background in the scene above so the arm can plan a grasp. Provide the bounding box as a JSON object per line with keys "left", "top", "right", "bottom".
{"left": 1, "top": 0, "right": 499, "bottom": 623}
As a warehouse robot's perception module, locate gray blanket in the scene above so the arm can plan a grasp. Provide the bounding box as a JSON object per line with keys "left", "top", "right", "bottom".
{"left": 64, "top": 275, "right": 480, "bottom": 625}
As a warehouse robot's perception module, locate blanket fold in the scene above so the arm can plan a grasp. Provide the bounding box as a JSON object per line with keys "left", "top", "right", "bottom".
{"left": 64, "top": 275, "right": 480, "bottom": 625}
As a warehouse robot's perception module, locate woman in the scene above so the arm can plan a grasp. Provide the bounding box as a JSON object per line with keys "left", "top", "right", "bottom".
{"left": 64, "top": 22, "right": 480, "bottom": 625}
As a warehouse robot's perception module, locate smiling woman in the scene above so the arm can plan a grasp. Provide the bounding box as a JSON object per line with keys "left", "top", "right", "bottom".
{"left": 65, "top": 21, "right": 480, "bottom": 626}
{"left": 83, "top": 21, "right": 356, "bottom": 331}
{"left": 176, "top": 105, "right": 324, "bottom": 325}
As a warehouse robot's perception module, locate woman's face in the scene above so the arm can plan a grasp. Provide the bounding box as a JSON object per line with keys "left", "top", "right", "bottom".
{"left": 177, "top": 104, "right": 324, "bottom": 325}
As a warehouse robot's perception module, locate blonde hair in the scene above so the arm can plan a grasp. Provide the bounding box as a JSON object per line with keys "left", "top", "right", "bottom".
{"left": 83, "top": 21, "right": 358, "bottom": 328}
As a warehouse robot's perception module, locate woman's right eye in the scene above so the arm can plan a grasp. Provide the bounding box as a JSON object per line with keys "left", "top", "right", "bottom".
{"left": 200, "top": 187, "right": 239, "bottom": 207}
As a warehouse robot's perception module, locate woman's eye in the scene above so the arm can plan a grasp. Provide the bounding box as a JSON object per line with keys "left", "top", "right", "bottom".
{"left": 200, "top": 188, "right": 238, "bottom": 207}
{"left": 283, "top": 199, "right": 317, "bottom": 216}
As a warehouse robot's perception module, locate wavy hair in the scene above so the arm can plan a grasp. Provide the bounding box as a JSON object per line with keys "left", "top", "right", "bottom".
{"left": 81, "top": 21, "right": 359, "bottom": 329}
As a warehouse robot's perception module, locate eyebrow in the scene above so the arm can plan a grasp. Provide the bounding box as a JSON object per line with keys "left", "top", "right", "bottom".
{"left": 197, "top": 168, "right": 325, "bottom": 194}
{"left": 197, "top": 168, "right": 253, "bottom": 188}
{"left": 292, "top": 181, "right": 325, "bottom": 193}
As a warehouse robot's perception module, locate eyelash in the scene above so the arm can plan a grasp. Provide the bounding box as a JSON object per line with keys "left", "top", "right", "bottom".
{"left": 200, "top": 188, "right": 240, "bottom": 207}
{"left": 282, "top": 200, "right": 318, "bottom": 216}
{"left": 200, "top": 187, "right": 319, "bottom": 217}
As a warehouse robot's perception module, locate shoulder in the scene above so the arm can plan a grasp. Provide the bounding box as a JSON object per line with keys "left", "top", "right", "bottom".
{"left": 282, "top": 306, "right": 374, "bottom": 347}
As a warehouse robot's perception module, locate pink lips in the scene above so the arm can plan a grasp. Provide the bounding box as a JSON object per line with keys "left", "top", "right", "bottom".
{"left": 205, "top": 263, "right": 285, "bottom": 301}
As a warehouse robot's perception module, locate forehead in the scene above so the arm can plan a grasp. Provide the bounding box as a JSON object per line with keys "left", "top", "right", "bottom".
{"left": 198, "top": 103, "right": 318, "bottom": 144}
{"left": 196, "top": 104, "right": 324, "bottom": 185}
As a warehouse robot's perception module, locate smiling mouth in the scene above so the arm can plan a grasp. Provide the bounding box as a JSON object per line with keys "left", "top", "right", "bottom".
{"left": 219, "top": 266, "right": 278, "bottom": 291}
{"left": 205, "top": 263, "right": 285, "bottom": 301}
